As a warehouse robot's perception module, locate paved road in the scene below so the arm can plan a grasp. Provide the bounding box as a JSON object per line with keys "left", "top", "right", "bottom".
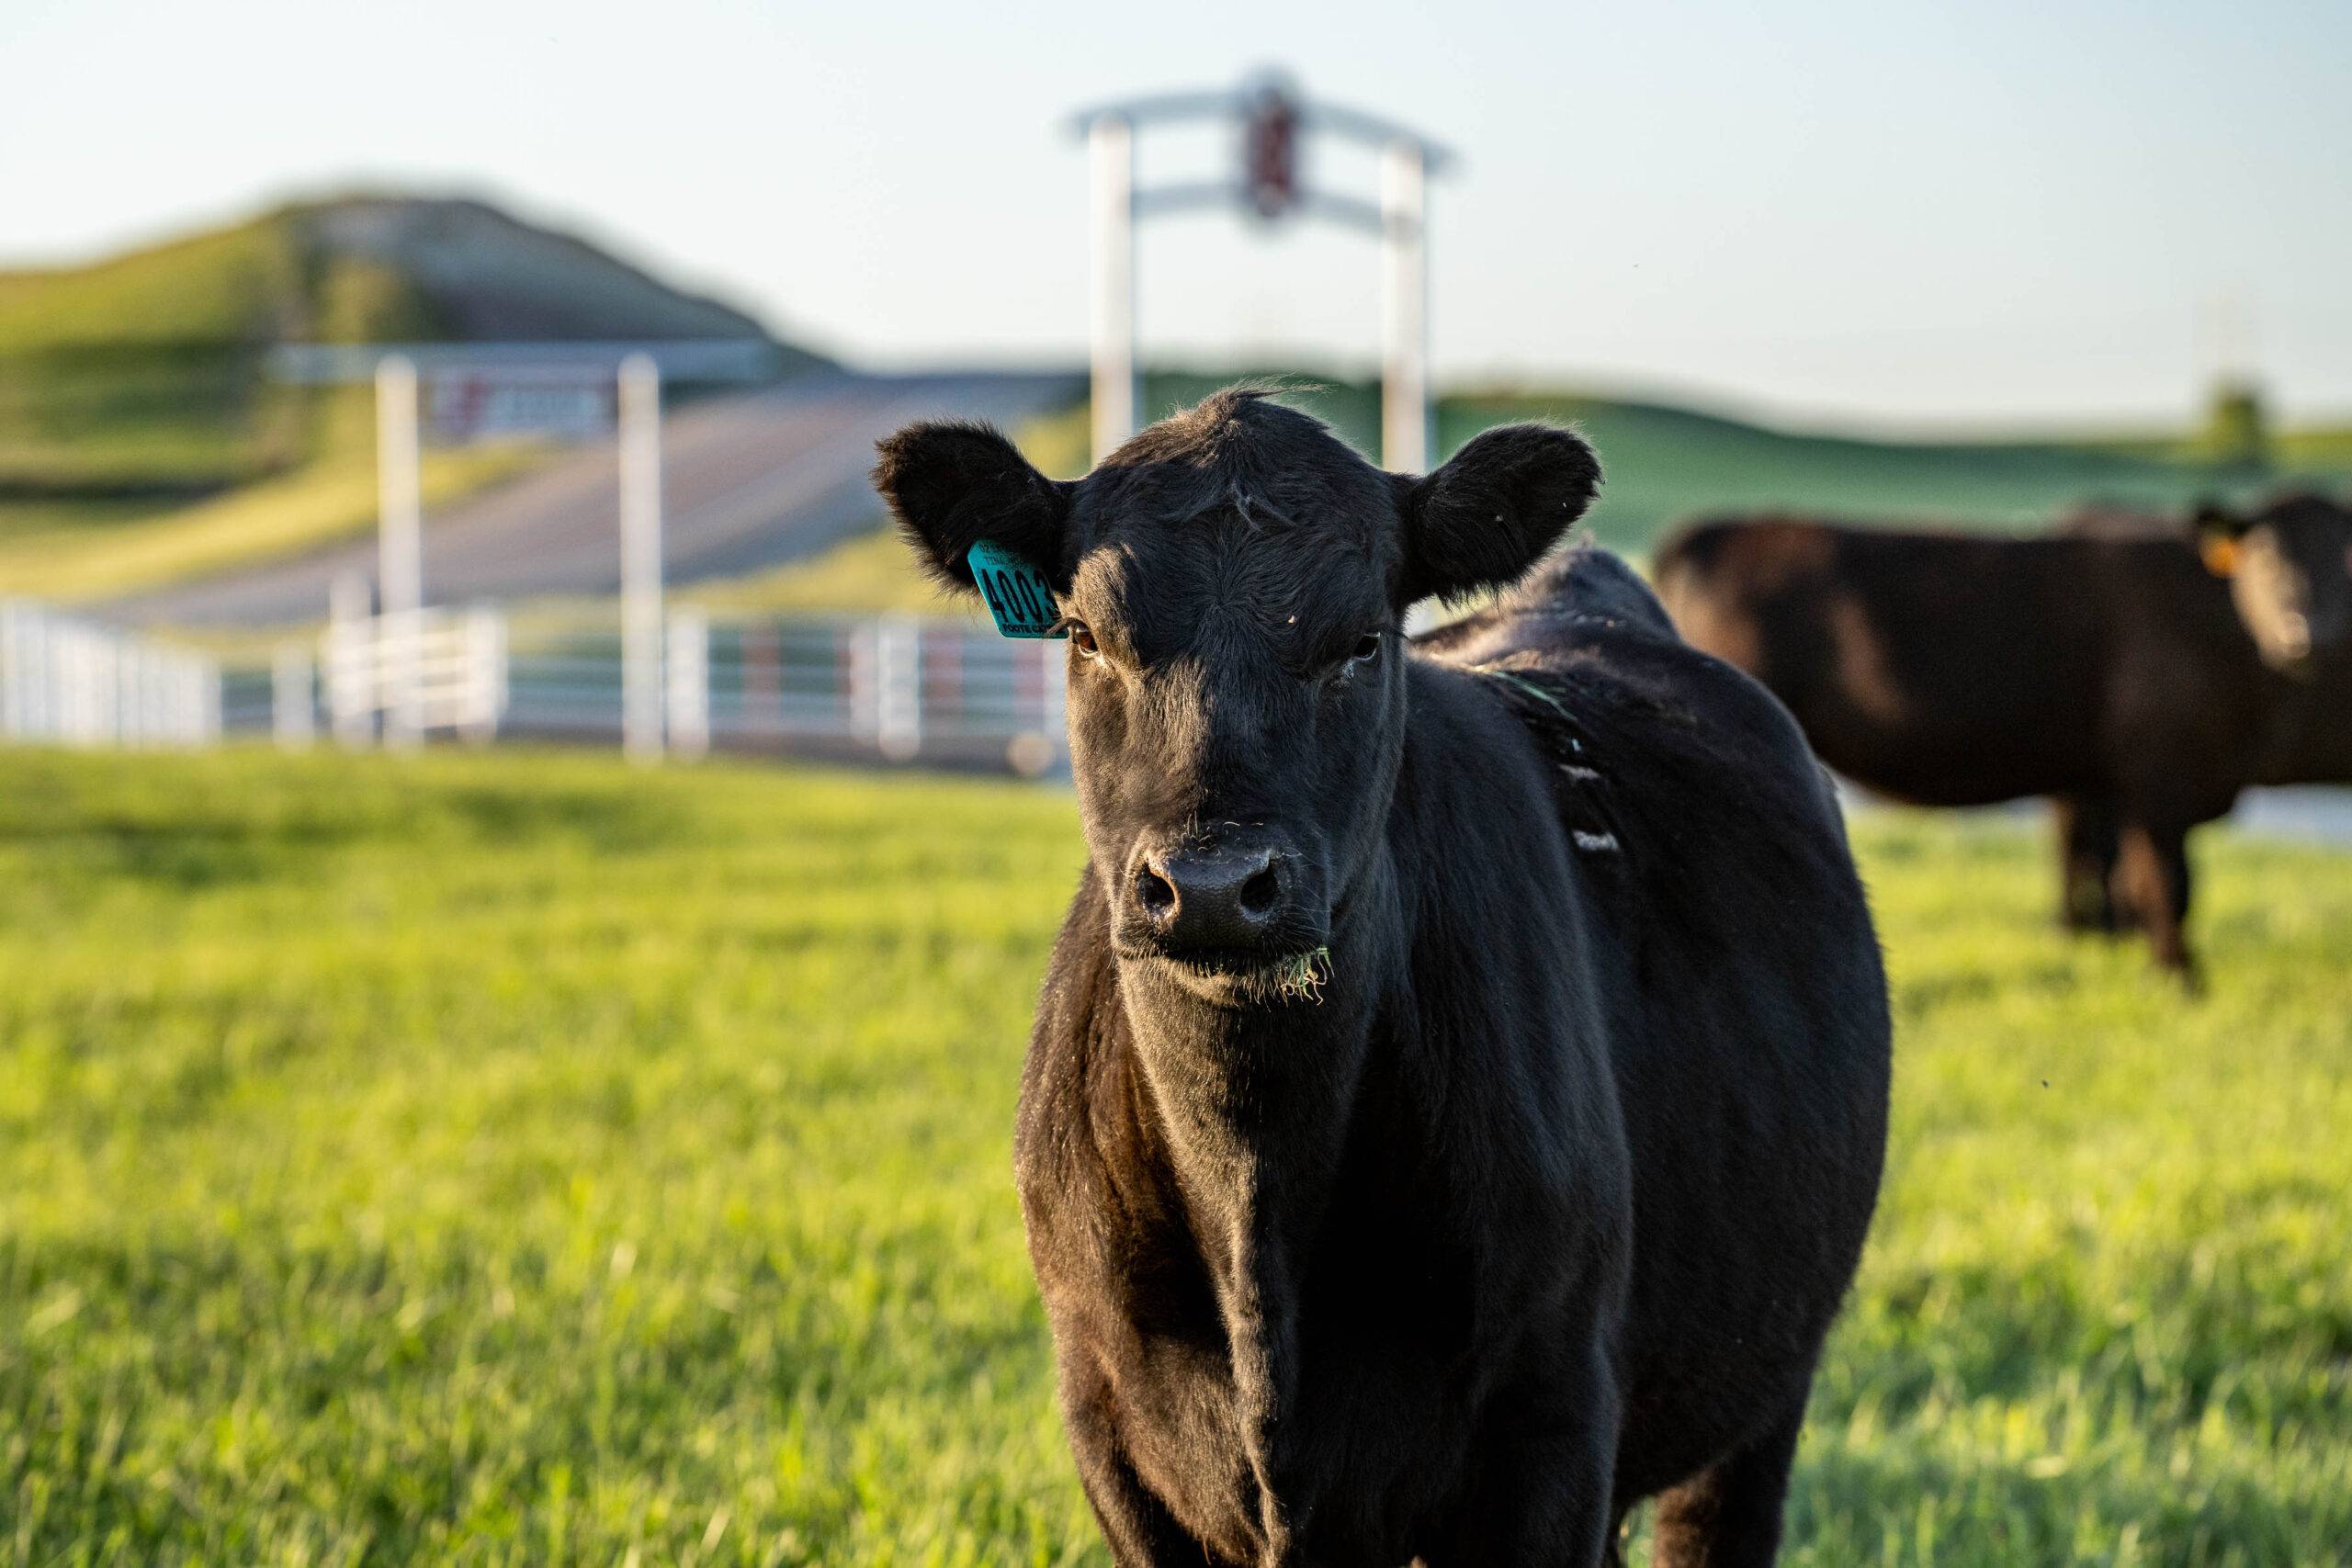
{"left": 107, "top": 369, "right": 1080, "bottom": 628}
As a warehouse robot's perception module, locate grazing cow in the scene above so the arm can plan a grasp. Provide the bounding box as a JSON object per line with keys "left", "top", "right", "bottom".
{"left": 2048, "top": 500, "right": 2352, "bottom": 937}
{"left": 875, "top": 389, "right": 1890, "bottom": 1566}
{"left": 1653, "top": 495, "right": 2352, "bottom": 977}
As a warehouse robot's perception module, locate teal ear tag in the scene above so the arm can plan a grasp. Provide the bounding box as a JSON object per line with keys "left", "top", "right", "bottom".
{"left": 967, "top": 540, "right": 1066, "bottom": 638}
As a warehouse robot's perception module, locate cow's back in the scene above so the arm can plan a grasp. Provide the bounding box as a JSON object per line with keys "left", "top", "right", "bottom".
{"left": 1653, "top": 520, "right": 2134, "bottom": 803}
{"left": 1420, "top": 549, "right": 1892, "bottom": 1501}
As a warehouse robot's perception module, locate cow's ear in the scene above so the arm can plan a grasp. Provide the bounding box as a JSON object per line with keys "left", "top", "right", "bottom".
{"left": 1396, "top": 424, "right": 1600, "bottom": 604}
{"left": 2193, "top": 500, "right": 2251, "bottom": 578}
{"left": 873, "top": 421, "right": 1073, "bottom": 594}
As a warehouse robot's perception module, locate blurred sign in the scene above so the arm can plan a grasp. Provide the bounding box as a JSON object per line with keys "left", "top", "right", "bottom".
{"left": 1243, "top": 85, "right": 1299, "bottom": 219}
{"left": 426, "top": 374, "right": 615, "bottom": 445}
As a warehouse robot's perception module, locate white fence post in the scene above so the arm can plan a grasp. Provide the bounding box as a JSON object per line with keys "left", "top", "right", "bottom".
{"left": 113, "top": 643, "right": 137, "bottom": 748}
{"left": 0, "top": 602, "right": 216, "bottom": 751}
{"left": 618, "top": 354, "right": 665, "bottom": 763}
{"left": 65, "top": 622, "right": 110, "bottom": 746}
{"left": 876, "top": 614, "right": 922, "bottom": 762}
{"left": 188, "top": 653, "right": 219, "bottom": 746}
{"left": 377, "top": 355, "right": 425, "bottom": 751}
{"left": 0, "top": 602, "right": 17, "bottom": 740}
{"left": 846, "top": 621, "right": 879, "bottom": 747}
{"left": 326, "top": 572, "right": 375, "bottom": 749}
{"left": 121, "top": 644, "right": 150, "bottom": 748}
{"left": 0, "top": 601, "right": 33, "bottom": 741}
{"left": 10, "top": 604, "right": 51, "bottom": 740}
{"left": 27, "top": 606, "right": 53, "bottom": 739}
{"left": 274, "top": 642, "right": 316, "bottom": 750}
{"left": 666, "top": 607, "right": 710, "bottom": 761}
{"left": 459, "top": 607, "right": 506, "bottom": 745}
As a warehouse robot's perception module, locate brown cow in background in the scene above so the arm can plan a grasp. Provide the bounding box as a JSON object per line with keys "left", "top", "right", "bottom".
{"left": 1652, "top": 494, "right": 2352, "bottom": 979}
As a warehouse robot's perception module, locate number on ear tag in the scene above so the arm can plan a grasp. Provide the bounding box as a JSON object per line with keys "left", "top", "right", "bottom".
{"left": 967, "top": 540, "right": 1066, "bottom": 638}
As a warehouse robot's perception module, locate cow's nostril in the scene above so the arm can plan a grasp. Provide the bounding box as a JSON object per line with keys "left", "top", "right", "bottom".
{"left": 1239, "top": 865, "right": 1281, "bottom": 919}
{"left": 1138, "top": 865, "right": 1177, "bottom": 916}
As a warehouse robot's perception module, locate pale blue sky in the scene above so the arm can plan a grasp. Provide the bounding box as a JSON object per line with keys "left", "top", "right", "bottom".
{"left": 6, "top": 0, "right": 2348, "bottom": 428}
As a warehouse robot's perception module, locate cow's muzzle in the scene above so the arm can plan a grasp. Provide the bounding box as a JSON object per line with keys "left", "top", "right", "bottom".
{"left": 1114, "top": 829, "right": 1327, "bottom": 977}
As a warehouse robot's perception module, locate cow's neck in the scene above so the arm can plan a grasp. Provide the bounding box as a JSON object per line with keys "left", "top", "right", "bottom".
{"left": 1117, "top": 846, "right": 1400, "bottom": 1216}
{"left": 1112, "top": 820, "right": 1408, "bottom": 1540}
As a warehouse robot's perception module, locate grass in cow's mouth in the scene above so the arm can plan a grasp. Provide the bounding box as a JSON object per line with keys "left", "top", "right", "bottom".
{"left": 1262, "top": 945, "right": 1333, "bottom": 1004}
{"left": 1158, "top": 944, "right": 1334, "bottom": 1003}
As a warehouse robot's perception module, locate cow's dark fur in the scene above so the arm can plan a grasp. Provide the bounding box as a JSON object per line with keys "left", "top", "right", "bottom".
{"left": 1653, "top": 499, "right": 2352, "bottom": 978}
{"left": 875, "top": 389, "right": 1891, "bottom": 1566}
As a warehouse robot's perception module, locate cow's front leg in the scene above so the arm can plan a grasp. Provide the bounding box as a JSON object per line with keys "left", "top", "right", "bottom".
{"left": 1425, "top": 1337, "right": 1621, "bottom": 1566}
{"left": 2114, "top": 814, "right": 2199, "bottom": 984}
{"left": 1069, "top": 1428, "right": 1227, "bottom": 1568}
{"left": 1058, "top": 1373, "right": 1240, "bottom": 1568}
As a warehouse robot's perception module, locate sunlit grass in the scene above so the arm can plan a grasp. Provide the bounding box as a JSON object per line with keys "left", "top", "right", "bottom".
{"left": 0, "top": 748, "right": 2345, "bottom": 1563}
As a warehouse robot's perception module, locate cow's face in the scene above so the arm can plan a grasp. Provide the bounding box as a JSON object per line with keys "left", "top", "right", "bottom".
{"left": 2201, "top": 494, "right": 2352, "bottom": 670}
{"left": 878, "top": 389, "right": 1598, "bottom": 1008}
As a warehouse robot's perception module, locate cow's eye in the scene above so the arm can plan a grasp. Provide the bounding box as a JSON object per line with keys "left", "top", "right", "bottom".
{"left": 1064, "top": 620, "right": 1100, "bottom": 658}
{"left": 1327, "top": 631, "right": 1383, "bottom": 683}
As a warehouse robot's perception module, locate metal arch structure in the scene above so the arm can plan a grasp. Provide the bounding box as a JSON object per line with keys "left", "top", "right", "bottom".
{"left": 1069, "top": 74, "right": 1455, "bottom": 471}
{"left": 266, "top": 341, "right": 775, "bottom": 758}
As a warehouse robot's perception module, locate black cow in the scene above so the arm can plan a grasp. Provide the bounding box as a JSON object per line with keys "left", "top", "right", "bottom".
{"left": 875, "top": 389, "right": 1891, "bottom": 1566}
{"left": 1653, "top": 495, "right": 2352, "bottom": 978}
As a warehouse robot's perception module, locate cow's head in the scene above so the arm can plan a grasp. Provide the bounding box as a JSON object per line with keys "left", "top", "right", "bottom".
{"left": 877, "top": 389, "right": 1598, "bottom": 1007}
{"left": 2196, "top": 492, "right": 2352, "bottom": 670}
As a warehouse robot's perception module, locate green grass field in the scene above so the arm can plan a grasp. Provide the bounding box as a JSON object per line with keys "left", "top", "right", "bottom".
{"left": 1, "top": 748, "right": 2347, "bottom": 1564}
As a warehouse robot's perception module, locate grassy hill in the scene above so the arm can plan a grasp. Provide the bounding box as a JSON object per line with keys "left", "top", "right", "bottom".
{"left": 0, "top": 216, "right": 314, "bottom": 495}
{"left": 713, "top": 373, "right": 2352, "bottom": 618}
{"left": 0, "top": 197, "right": 826, "bottom": 603}
{"left": 0, "top": 196, "right": 820, "bottom": 501}
{"left": 1436, "top": 390, "right": 2344, "bottom": 550}
{"left": 0, "top": 745, "right": 2345, "bottom": 1560}
{"left": 1136, "top": 372, "right": 2352, "bottom": 552}
{"left": 9, "top": 235, "right": 2349, "bottom": 614}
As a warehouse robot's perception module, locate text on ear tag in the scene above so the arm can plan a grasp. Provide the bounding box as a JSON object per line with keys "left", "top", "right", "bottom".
{"left": 967, "top": 540, "right": 1067, "bottom": 638}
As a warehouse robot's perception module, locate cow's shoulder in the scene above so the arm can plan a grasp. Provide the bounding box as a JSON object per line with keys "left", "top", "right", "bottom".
{"left": 1015, "top": 874, "right": 1129, "bottom": 1230}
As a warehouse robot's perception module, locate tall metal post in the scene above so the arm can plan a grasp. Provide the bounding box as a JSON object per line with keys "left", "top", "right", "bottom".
{"left": 618, "top": 353, "right": 665, "bottom": 761}
{"left": 375, "top": 355, "right": 424, "bottom": 749}
{"left": 1381, "top": 139, "right": 1430, "bottom": 475}
{"left": 1090, "top": 113, "right": 1137, "bottom": 465}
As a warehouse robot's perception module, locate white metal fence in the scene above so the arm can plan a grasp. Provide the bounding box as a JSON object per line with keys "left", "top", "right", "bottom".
{"left": 0, "top": 593, "right": 1068, "bottom": 774}
{"left": 0, "top": 600, "right": 220, "bottom": 748}
{"left": 319, "top": 604, "right": 508, "bottom": 747}
{"left": 234, "top": 608, "right": 1070, "bottom": 774}
{"left": 491, "top": 611, "right": 1069, "bottom": 773}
